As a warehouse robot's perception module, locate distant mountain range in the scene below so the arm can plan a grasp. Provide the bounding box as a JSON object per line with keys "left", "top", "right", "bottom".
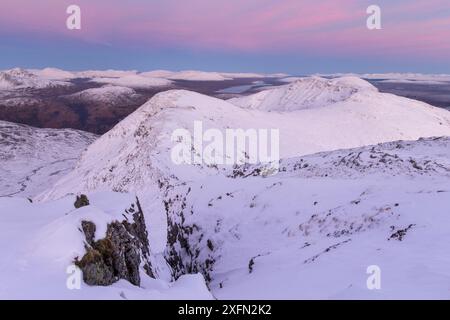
{"left": 1, "top": 68, "right": 449, "bottom": 134}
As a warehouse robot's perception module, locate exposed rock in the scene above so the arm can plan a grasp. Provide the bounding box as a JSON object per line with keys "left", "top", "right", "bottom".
{"left": 388, "top": 224, "right": 416, "bottom": 241}
{"left": 163, "top": 184, "right": 216, "bottom": 284}
{"left": 74, "top": 194, "right": 90, "bottom": 208}
{"left": 75, "top": 197, "right": 154, "bottom": 286}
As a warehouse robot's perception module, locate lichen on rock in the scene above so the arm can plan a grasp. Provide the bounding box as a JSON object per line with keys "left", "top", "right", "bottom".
{"left": 75, "top": 197, "right": 154, "bottom": 286}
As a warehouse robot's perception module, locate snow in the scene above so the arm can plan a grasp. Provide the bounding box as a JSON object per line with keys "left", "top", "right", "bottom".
{"left": 171, "top": 150, "right": 450, "bottom": 299}
{"left": 0, "top": 68, "right": 72, "bottom": 90}
{"left": 0, "top": 121, "right": 97, "bottom": 198}
{"left": 31, "top": 68, "right": 76, "bottom": 80}
{"left": 76, "top": 69, "right": 138, "bottom": 78}
{"left": 63, "top": 86, "right": 140, "bottom": 104}
{"left": 92, "top": 75, "right": 172, "bottom": 88}
{"left": 2, "top": 73, "right": 450, "bottom": 299}
{"left": 220, "top": 72, "right": 266, "bottom": 79}
{"left": 229, "top": 76, "right": 377, "bottom": 111}
{"left": 36, "top": 135, "right": 450, "bottom": 299}
{"left": 138, "top": 70, "right": 287, "bottom": 81}
{"left": 279, "top": 76, "right": 305, "bottom": 83}
{"left": 0, "top": 192, "right": 212, "bottom": 300}
{"left": 378, "top": 79, "right": 450, "bottom": 85}
{"left": 317, "top": 72, "right": 450, "bottom": 82}
{"left": 168, "top": 70, "right": 231, "bottom": 81}
{"left": 0, "top": 68, "right": 289, "bottom": 91}
{"left": 140, "top": 70, "right": 176, "bottom": 78}
{"left": 40, "top": 79, "right": 450, "bottom": 202}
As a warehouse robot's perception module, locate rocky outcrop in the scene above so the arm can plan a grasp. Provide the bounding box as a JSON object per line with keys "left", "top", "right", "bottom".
{"left": 75, "top": 197, "right": 155, "bottom": 286}
{"left": 74, "top": 194, "right": 90, "bottom": 208}
{"left": 163, "top": 183, "right": 217, "bottom": 284}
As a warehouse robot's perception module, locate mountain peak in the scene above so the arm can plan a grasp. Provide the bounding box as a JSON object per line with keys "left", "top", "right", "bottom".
{"left": 229, "top": 76, "right": 377, "bottom": 111}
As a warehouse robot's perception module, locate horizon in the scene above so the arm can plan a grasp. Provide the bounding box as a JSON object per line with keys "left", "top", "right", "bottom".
{"left": 1, "top": 0, "right": 449, "bottom": 74}
{"left": 5, "top": 66, "right": 450, "bottom": 77}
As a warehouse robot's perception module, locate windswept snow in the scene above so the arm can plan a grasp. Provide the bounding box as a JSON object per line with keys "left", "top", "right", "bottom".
{"left": 0, "top": 121, "right": 96, "bottom": 198}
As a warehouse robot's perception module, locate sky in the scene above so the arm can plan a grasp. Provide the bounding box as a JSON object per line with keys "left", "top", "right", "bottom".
{"left": 0, "top": 0, "right": 449, "bottom": 74}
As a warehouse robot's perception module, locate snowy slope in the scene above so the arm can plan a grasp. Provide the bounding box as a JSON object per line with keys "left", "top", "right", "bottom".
{"left": 0, "top": 68, "right": 72, "bottom": 90}
{"left": 62, "top": 86, "right": 141, "bottom": 105}
{"left": 161, "top": 137, "right": 450, "bottom": 299}
{"left": 0, "top": 121, "right": 96, "bottom": 198}
{"left": 37, "top": 135, "right": 450, "bottom": 299}
{"left": 4, "top": 75, "right": 450, "bottom": 299}
{"left": 0, "top": 192, "right": 212, "bottom": 300}
{"left": 228, "top": 76, "right": 377, "bottom": 111}
{"left": 31, "top": 68, "right": 76, "bottom": 80}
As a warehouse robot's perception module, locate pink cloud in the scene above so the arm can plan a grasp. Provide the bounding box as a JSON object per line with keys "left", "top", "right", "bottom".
{"left": 0, "top": 0, "right": 448, "bottom": 58}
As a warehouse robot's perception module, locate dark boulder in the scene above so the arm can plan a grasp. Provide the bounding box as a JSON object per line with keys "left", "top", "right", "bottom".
{"left": 74, "top": 194, "right": 90, "bottom": 208}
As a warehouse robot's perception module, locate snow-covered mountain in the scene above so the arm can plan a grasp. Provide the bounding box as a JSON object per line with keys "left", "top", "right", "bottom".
{"left": 139, "top": 70, "right": 282, "bottom": 81}
{"left": 0, "top": 67, "right": 291, "bottom": 134}
{"left": 91, "top": 75, "right": 173, "bottom": 89}
{"left": 0, "top": 121, "right": 96, "bottom": 198}
{"left": 229, "top": 76, "right": 382, "bottom": 111}
{"left": 30, "top": 68, "right": 77, "bottom": 80}
{"left": 0, "top": 68, "right": 278, "bottom": 92}
{"left": 0, "top": 68, "right": 72, "bottom": 90}
{"left": 29, "top": 136, "right": 450, "bottom": 299}
{"left": 62, "top": 86, "right": 142, "bottom": 105}
{"left": 162, "top": 137, "right": 450, "bottom": 299}
{"left": 2, "top": 75, "right": 450, "bottom": 299}
{"left": 40, "top": 78, "right": 450, "bottom": 198}
{"left": 318, "top": 72, "right": 450, "bottom": 82}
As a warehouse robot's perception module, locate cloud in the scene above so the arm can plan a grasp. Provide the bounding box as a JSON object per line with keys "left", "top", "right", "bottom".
{"left": 0, "top": 0, "right": 448, "bottom": 59}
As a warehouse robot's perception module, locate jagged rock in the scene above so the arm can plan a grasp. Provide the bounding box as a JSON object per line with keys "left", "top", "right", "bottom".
{"left": 75, "top": 197, "right": 154, "bottom": 286}
{"left": 163, "top": 186, "right": 216, "bottom": 284}
{"left": 74, "top": 194, "right": 90, "bottom": 208}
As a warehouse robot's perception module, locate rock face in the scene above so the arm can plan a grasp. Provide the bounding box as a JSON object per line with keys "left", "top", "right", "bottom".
{"left": 163, "top": 184, "right": 217, "bottom": 284}
{"left": 75, "top": 198, "right": 154, "bottom": 286}
{"left": 74, "top": 194, "right": 90, "bottom": 209}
